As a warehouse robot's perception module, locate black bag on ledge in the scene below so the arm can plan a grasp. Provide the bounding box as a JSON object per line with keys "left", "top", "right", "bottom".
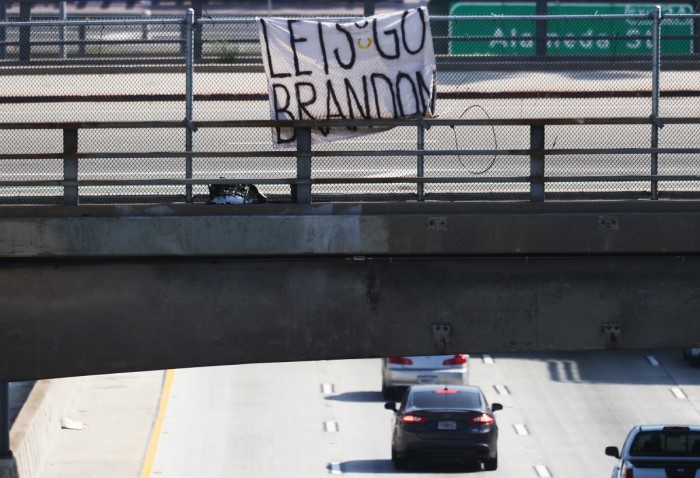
{"left": 207, "top": 182, "right": 267, "bottom": 204}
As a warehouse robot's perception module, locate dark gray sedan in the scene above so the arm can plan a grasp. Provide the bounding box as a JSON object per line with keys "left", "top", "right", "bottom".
{"left": 384, "top": 384, "right": 502, "bottom": 471}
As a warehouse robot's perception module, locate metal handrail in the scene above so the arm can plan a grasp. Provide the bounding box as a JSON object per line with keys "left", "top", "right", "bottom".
{"left": 0, "top": 117, "right": 699, "bottom": 205}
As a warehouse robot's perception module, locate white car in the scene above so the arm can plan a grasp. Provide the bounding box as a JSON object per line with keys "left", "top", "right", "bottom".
{"left": 381, "top": 354, "right": 470, "bottom": 400}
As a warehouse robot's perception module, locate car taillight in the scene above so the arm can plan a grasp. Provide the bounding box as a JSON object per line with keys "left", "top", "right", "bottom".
{"left": 622, "top": 463, "right": 633, "bottom": 478}
{"left": 443, "top": 354, "right": 468, "bottom": 366}
{"left": 469, "top": 414, "right": 495, "bottom": 425}
{"left": 388, "top": 357, "right": 413, "bottom": 365}
{"left": 401, "top": 414, "right": 426, "bottom": 424}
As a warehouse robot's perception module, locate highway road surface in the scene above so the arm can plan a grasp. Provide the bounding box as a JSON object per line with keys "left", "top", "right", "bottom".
{"left": 137, "top": 350, "right": 700, "bottom": 477}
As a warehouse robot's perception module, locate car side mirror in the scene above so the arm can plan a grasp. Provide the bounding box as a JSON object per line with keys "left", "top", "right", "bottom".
{"left": 384, "top": 402, "right": 397, "bottom": 412}
{"left": 605, "top": 446, "right": 620, "bottom": 458}
{"left": 491, "top": 403, "right": 503, "bottom": 412}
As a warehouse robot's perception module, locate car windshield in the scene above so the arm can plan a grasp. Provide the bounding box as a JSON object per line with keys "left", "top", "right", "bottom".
{"left": 409, "top": 389, "right": 481, "bottom": 409}
{"left": 630, "top": 430, "right": 700, "bottom": 456}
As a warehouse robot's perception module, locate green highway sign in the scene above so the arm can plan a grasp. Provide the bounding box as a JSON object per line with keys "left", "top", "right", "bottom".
{"left": 448, "top": 2, "right": 694, "bottom": 55}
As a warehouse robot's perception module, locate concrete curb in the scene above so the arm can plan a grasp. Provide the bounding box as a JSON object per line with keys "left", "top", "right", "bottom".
{"left": 10, "top": 378, "right": 83, "bottom": 478}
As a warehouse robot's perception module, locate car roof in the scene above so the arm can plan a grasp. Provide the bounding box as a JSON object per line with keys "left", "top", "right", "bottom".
{"left": 637, "top": 425, "right": 700, "bottom": 432}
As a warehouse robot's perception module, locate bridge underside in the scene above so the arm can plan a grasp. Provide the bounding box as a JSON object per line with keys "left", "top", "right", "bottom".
{"left": 1, "top": 202, "right": 699, "bottom": 381}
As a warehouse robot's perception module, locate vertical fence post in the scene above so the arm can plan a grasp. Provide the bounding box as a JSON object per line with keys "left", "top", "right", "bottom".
{"left": 78, "top": 23, "right": 86, "bottom": 56}
{"left": 650, "top": 5, "right": 662, "bottom": 201}
{"left": 19, "top": 0, "right": 30, "bottom": 63}
{"left": 363, "top": 0, "right": 375, "bottom": 16}
{"left": 193, "top": 1, "right": 202, "bottom": 63}
{"left": 63, "top": 128, "right": 79, "bottom": 206}
{"left": 141, "top": 8, "right": 151, "bottom": 41}
{"left": 417, "top": 123, "right": 425, "bottom": 202}
{"left": 0, "top": 0, "right": 7, "bottom": 60}
{"left": 535, "top": 0, "right": 548, "bottom": 57}
{"left": 293, "top": 127, "right": 312, "bottom": 204}
{"left": 184, "top": 8, "right": 194, "bottom": 203}
{"left": 530, "top": 124, "right": 545, "bottom": 202}
{"left": 59, "top": 1, "right": 66, "bottom": 59}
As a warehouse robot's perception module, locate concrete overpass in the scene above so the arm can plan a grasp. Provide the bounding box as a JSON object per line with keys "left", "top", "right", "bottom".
{"left": 1, "top": 200, "right": 699, "bottom": 383}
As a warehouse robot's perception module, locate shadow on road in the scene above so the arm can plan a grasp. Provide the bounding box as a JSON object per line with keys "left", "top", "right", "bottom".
{"left": 337, "top": 459, "right": 485, "bottom": 474}
{"left": 324, "top": 390, "right": 385, "bottom": 402}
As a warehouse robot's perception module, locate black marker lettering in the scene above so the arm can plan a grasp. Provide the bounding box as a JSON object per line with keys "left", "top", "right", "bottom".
{"left": 334, "top": 24, "right": 356, "bottom": 69}
{"left": 395, "top": 72, "right": 419, "bottom": 117}
{"left": 272, "top": 84, "right": 295, "bottom": 143}
{"left": 260, "top": 19, "right": 291, "bottom": 79}
{"left": 370, "top": 73, "right": 397, "bottom": 118}
{"left": 354, "top": 19, "right": 369, "bottom": 29}
{"left": 372, "top": 17, "right": 400, "bottom": 59}
{"left": 401, "top": 9, "right": 426, "bottom": 55}
{"left": 345, "top": 77, "right": 370, "bottom": 119}
{"left": 317, "top": 21, "right": 329, "bottom": 75}
{"left": 295, "top": 82, "right": 317, "bottom": 120}
{"left": 288, "top": 20, "right": 312, "bottom": 77}
{"left": 415, "top": 70, "right": 434, "bottom": 116}
{"left": 321, "top": 80, "right": 346, "bottom": 136}
{"left": 325, "top": 80, "right": 346, "bottom": 119}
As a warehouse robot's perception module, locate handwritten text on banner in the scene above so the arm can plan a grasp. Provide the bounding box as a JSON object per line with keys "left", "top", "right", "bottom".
{"left": 257, "top": 7, "right": 437, "bottom": 147}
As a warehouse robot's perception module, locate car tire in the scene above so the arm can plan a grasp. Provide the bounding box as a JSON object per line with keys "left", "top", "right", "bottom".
{"left": 392, "top": 448, "right": 408, "bottom": 470}
{"left": 484, "top": 455, "right": 498, "bottom": 471}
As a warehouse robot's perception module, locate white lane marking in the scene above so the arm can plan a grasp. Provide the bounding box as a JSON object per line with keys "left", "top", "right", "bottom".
{"left": 513, "top": 423, "right": 529, "bottom": 435}
{"left": 493, "top": 384, "right": 510, "bottom": 395}
{"left": 534, "top": 464, "right": 552, "bottom": 477}
{"left": 482, "top": 354, "right": 494, "bottom": 364}
{"left": 321, "top": 383, "right": 335, "bottom": 394}
{"left": 324, "top": 421, "right": 339, "bottom": 433}
{"left": 328, "top": 462, "right": 342, "bottom": 474}
{"left": 647, "top": 355, "right": 660, "bottom": 367}
{"left": 671, "top": 387, "right": 687, "bottom": 399}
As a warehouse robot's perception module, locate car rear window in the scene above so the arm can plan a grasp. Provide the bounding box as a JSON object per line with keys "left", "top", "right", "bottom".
{"left": 630, "top": 430, "right": 700, "bottom": 456}
{"left": 410, "top": 389, "right": 481, "bottom": 409}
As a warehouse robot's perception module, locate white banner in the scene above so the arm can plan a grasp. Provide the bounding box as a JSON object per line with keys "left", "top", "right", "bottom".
{"left": 257, "top": 7, "right": 436, "bottom": 147}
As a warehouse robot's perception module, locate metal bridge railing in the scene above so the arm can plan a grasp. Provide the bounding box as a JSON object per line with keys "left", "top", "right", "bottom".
{"left": 2, "top": 8, "right": 700, "bottom": 205}
{"left": 2, "top": 117, "right": 700, "bottom": 206}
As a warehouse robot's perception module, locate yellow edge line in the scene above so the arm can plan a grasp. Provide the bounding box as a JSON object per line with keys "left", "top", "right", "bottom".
{"left": 140, "top": 369, "right": 175, "bottom": 478}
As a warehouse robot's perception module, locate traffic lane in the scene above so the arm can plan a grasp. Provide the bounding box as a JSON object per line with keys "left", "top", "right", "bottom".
{"left": 150, "top": 361, "right": 363, "bottom": 478}
{"left": 317, "top": 359, "right": 395, "bottom": 474}
{"left": 490, "top": 350, "right": 700, "bottom": 478}
{"left": 145, "top": 351, "right": 700, "bottom": 477}
{"left": 468, "top": 354, "right": 541, "bottom": 478}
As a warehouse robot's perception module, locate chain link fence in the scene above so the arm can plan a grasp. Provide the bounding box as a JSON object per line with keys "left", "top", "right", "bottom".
{"left": 1, "top": 7, "right": 699, "bottom": 204}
